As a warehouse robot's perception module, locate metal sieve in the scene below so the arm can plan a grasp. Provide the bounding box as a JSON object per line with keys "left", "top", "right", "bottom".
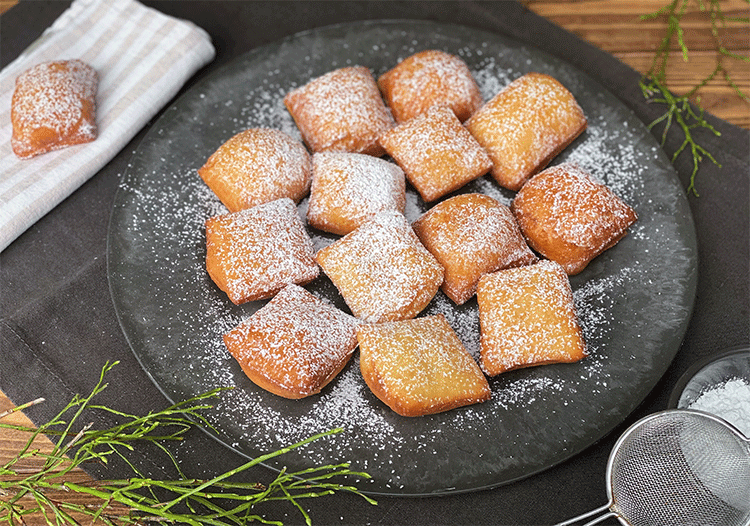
{"left": 556, "top": 409, "right": 750, "bottom": 526}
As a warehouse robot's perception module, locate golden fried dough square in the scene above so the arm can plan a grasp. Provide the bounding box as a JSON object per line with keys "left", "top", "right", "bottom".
{"left": 314, "top": 211, "right": 444, "bottom": 323}
{"left": 511, "top": 162, "right": 638, "bottom": 275}
{"left": 205, "top": 198, "right": 319, "bottom": 304}
{"left": 224, "top": 284, "right": 359, "bottom": 399}
{"left": 306, "top": 152, "right": 406, "bottom": 235}
{"left": 284, "top": 66, "right": 395, "bottom": 156}
{"left": 465, "top": 72, "right": 587, "bottom": 191}
{"left": 477, "top": 260, "right": 586, "bottom": 376}
{"left": 198, "top": 128, "right": 311, "bottom": 213}
{"left": 377, "top": 49, "right": 483, "bottom": 123}
{"left": 11, "top": 59, "right": 98, "bottom": 159}
{"left": 378, "top": 106, "right": 492, "bottom": 202}
{"left": 412, "top": 193, "right": 537, "bottom": 305}
{"left": 357, "top": 314, "right": 491, "bottom": 416}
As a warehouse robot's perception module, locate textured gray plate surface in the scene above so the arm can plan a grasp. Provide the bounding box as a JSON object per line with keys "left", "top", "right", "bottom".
{"left": 107, "top": 20, "right": 697, "bottom": 496}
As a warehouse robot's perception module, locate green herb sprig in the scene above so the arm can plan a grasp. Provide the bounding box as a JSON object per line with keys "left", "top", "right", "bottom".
{"left": 639, "top": 0, "right": 749, "bottom": 196}
{"left": 0, "top": 362, "right": 376, "bottom": 526}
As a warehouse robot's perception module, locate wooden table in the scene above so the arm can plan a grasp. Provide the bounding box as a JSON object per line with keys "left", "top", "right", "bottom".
{"left": 528, "top": 0, "right": 749, "bottom": 129}
{"left": 1, "top": 0, "right": 748, "bottom": 524}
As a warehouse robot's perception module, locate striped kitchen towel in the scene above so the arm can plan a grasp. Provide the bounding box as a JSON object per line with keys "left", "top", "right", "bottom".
{"left": 0, "top": 0, "right": 215, "bottom": 252}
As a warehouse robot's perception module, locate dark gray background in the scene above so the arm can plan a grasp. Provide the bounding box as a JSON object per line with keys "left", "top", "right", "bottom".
{"left": 2, "top": 2, "right": 748, "bottom": 524}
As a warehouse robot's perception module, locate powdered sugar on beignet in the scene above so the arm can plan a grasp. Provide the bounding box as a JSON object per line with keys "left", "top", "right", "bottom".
{"left": 465, "top": 72, "right": 586, "bottom": 191}
{"left": 378, "top": 106, "right": 492, "bottom": 202}
{"left": 198, "top": 128, "right": 311, "bottom": 213}
{"left": 284, "top": 66, "right": 395, "bottom": 156}
{"left": 511, "top": 162, "right": 637, "bottom": 275}
{"left": 358, "top": 314, "right": 490, "bottom": 416}
{"left": 413, "top": 193, "right": 537, "bottom": 305}
{"left": 477, "top": 260, "right": 586, "bottom": 376}
{"left": 11, "top": 59, "right": 98, "bottom": 159}
{"left": 224, "top": 284, "right": 359, "bottom": 399}
{"left": 315, "top": 211, "right": 444, "bottom": 323}
{"left": 306, "top": 152, "right": 405, "bottom": 235}
{"left": 377, "top": 49, "right": 483, "bottom": 123}
{"left": 205, "top": 198, "right": 319, "bottom": 304}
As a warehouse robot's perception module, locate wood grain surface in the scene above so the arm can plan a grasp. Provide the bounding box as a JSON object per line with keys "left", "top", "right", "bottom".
{"left": 0, "top": 0, "right": 748, "bottom": 524}
{"left": 526, "top": 0, "right": 749, "bottom": 127}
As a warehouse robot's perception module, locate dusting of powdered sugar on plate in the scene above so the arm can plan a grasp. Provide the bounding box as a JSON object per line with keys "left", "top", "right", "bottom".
{"left": 109, "top": 22, "right": 696, "bottom": 495}
{"left": 157, "top": 67, "right": 632, "bottom": 463}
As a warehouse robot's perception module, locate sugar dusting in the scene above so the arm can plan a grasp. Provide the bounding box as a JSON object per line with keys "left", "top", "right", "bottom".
{"left": 118, "top": 40, "right": 668, "bottom": 490}
{"left": 477, "top": 261, "right": 586, "bottom": 375}
{"left": 12, "top": 59, "right": 98, "bottom": 158}
{"left": 412, "top": 194, "right": 536, "bottom": 304}
{"left": 358, "top": 316, "right": 490, "bottom": 416}
{"left": 378, "top": 49, "right": 483, "bottom": 123}
{"left": 224, "top": 285, "right": 359, "bottom": 396}
{"left": 465, "top": 72, "right": 586, "bottom": 190}
{"left": 205, "top": 198, "right": 319, "bottom": 304}
{"left": 283, "top": 66, "right": 394, "bottom": 154}
{"left": 379, "top": 105, "right": 492, "bottom": 202}
{"left": 198, "top": 128, "right": 311, "bottom": 212}
{"left": 315, "top": 211, "right": 443, "bottom": 323}
{"left": 306, "top": 152, "right": 406, "bottom": 235}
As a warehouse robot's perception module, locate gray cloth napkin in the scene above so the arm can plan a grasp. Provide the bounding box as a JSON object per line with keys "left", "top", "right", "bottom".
{"left": 0, "top": 0, "right": 215, "bottom": 251}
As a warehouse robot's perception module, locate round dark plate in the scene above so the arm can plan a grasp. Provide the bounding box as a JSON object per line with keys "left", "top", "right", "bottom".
{"left": 107, "top": 20, "right": 697, "bottom": 496}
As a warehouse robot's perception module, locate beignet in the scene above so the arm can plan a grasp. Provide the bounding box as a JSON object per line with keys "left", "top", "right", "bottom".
{"left": 378, "top": 106, "right": 492, "bottom": 203}
{"left": 11, "top": 59, "right": 98, "bottom": 159}
{"left": 224, "top": 285, "right": 359, "bottom": 399}
{"left": 314, "top": 211, "right": 444, "bottom": 323}
{"left": 465, "top": 72, "right": 587, "bottom": 191}
{"left": 284, "top": 66, "right": 394, "bottom": 156}
{"left": 205, "top": 198, "right": 319, "bottom": 304}
{"left": 198, "top": 128, "right": 311, "bottom": 213}
{"left": 412, "top": 193, "right": 537, "bottom": 305}
{"left": 306, "top": 152, "right": 406, "bottom": 235}
{"left": 511, "top": 162, "right": 637, "bottom": 275}
{"left": 477, "top": 260, "right": 586, "bottom": 376}
{"left": 377, "top": 49, "right": 483, "bottom": 123}
{"left": 357, "top": 314, "right": 491, "bottom": 417}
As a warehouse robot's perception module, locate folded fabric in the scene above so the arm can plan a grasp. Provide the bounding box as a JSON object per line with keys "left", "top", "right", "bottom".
{"left": 0, "top": 0, "right": 215, "bottom": 252}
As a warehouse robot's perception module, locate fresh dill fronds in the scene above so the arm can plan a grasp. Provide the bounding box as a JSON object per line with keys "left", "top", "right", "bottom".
{"left": 0, "top": 361, "right": 375, "bottom": 526}
{"left": 639, "top": 0, "right": 749, "bottom": 196}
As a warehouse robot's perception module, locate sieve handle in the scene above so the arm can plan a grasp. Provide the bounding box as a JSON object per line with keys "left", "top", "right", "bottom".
{"left": 582, "top": 511, "right": 619, "bottom": 526}
{"left": 555, "top": 503, "right": 616, "bottom": 526}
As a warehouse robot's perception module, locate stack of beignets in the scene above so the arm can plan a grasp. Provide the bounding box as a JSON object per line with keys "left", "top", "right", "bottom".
{"left": 193, "top": 50, "right": 640, "bottom": 417}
